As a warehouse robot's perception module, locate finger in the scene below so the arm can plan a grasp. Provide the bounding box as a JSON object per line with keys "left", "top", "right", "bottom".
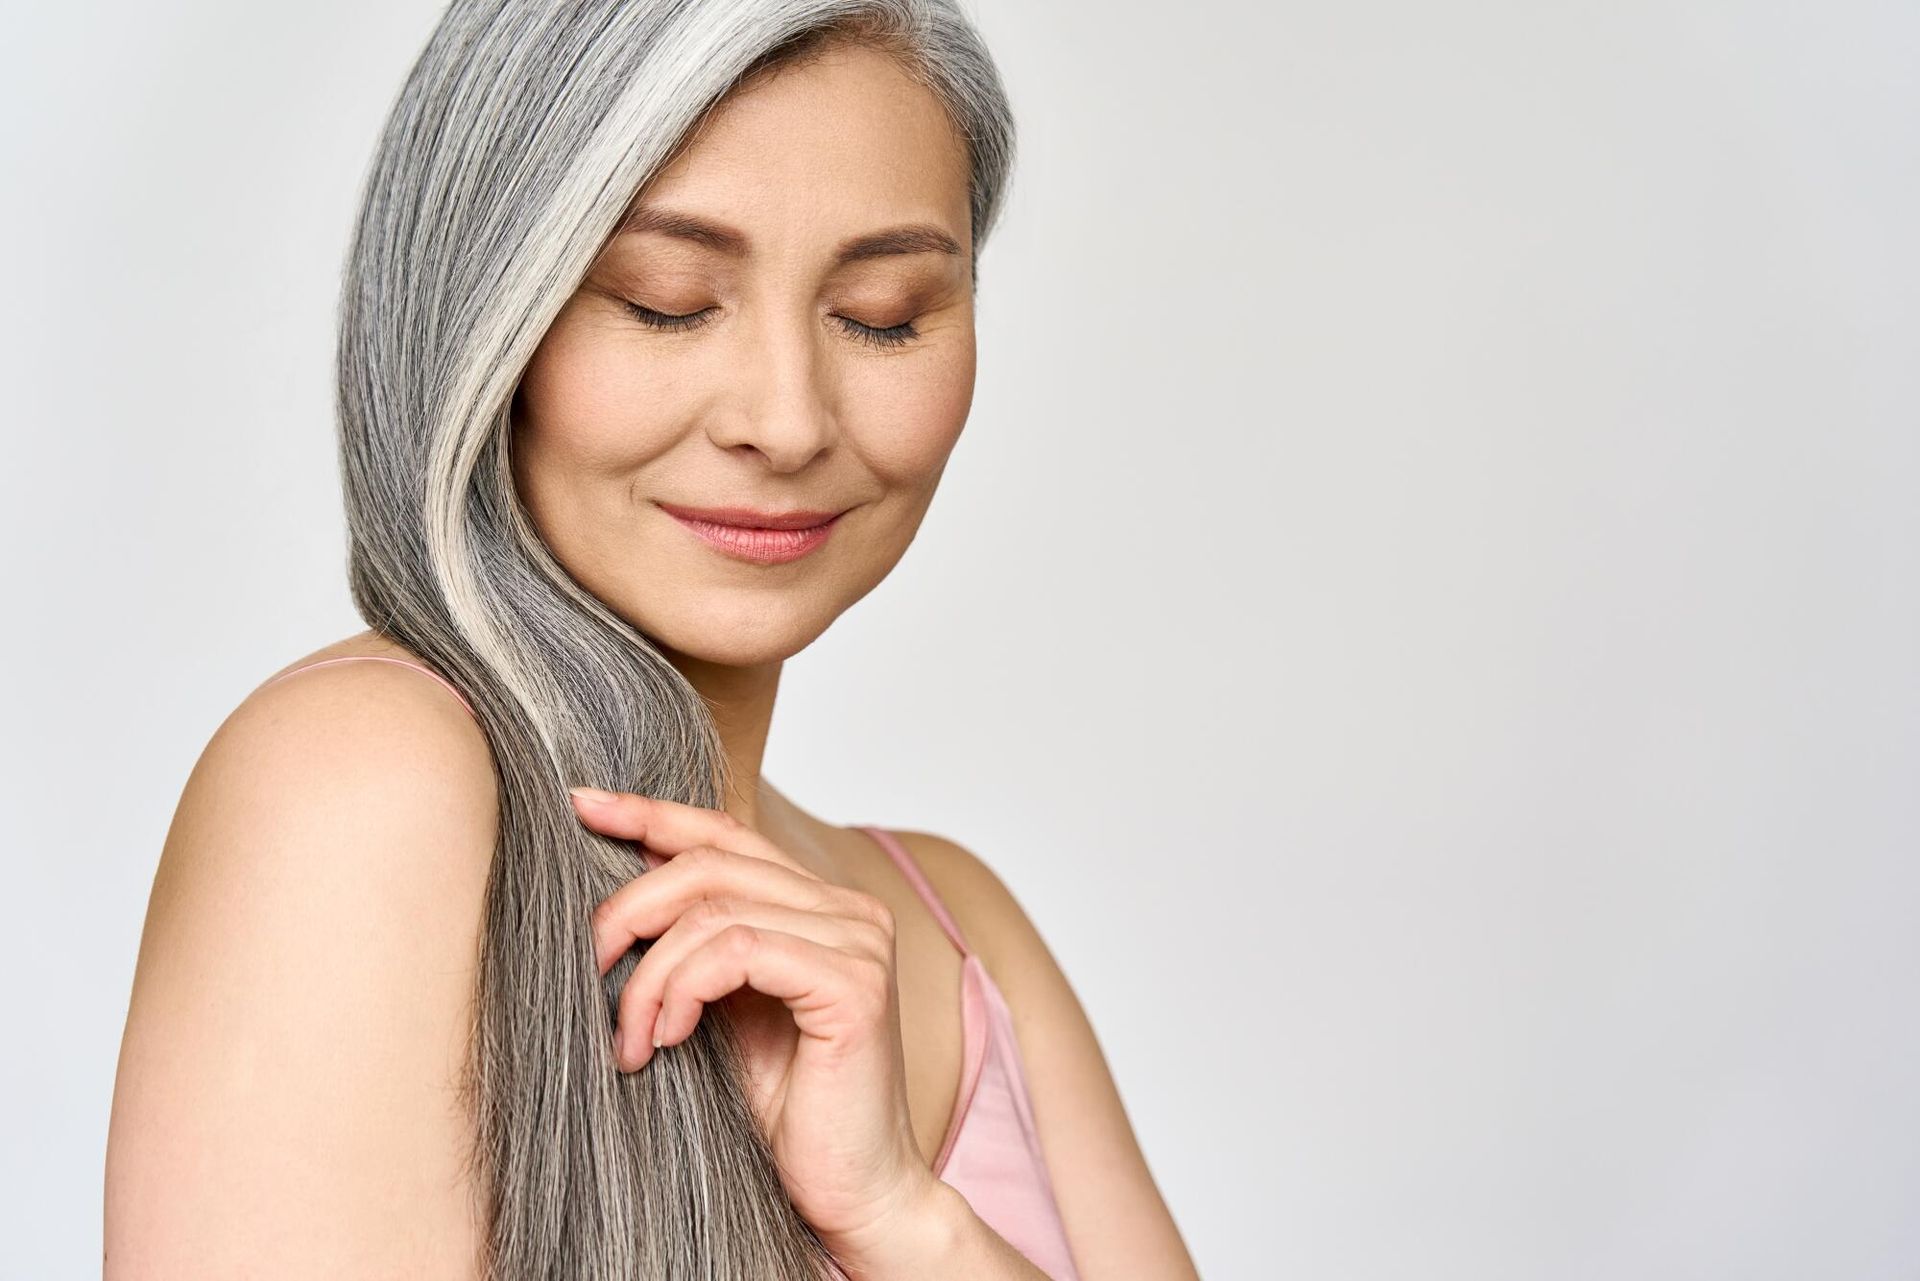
{"left": 591, "top": 847, "right": 891, "bottom": 975}
{"left": 612, "top": 897, "right": 888, "bottom": 1071}
{"left": 647, "top": 924, "right": 891, "bottom": 1062}
{"left": 567, "top": 789, "right": 805, "bottom": 873}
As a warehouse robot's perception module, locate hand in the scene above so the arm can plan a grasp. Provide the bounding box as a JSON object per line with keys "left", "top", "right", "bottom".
{"left": 567, "top": 787, "right": 947, "bottom": 1260}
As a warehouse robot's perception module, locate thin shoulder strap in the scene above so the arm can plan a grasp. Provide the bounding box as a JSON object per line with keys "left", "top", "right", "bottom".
{"left": 858, "top": 826, "right": 970, "bottom": 957}
{"left": 258, "top": 655, "right": 477, "bottom": 720}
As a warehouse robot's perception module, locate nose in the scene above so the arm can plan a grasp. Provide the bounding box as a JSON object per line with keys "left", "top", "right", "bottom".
{"left": 706, "top": 305, "right": 837, "bottom": 473}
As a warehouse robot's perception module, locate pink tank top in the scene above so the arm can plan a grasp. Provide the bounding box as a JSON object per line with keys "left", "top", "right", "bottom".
{"left": 256, "top": 655, "right": 1080, "bottom": 1280}
{"left": 852, "top": 826, "right": 1080, "bottom": 1280}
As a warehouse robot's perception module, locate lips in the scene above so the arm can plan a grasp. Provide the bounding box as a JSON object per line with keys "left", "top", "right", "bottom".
{"left": 655, "top": 502, "right": 842, "bottom": 531}
{"left": 656, "top": 501, "right": 844, "bottom": 565}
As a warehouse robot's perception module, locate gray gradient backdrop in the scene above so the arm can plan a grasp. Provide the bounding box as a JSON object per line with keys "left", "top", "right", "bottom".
{"left": 5, "top": 2, "right": 1917, "bottom": 1277}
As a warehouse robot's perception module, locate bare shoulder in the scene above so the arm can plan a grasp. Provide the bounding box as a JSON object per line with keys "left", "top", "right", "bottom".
{"left": 105, "top": 637, "right": 497, "bottom": 1278}
{"left": 890, "top": 829, "right": 1200, "bottom": 1281}
{"left": 883, "top": 830, "right": 1030, "bottom": 959}
{"left": 884, "top": 830, "right": 1081, "bottom": 1024}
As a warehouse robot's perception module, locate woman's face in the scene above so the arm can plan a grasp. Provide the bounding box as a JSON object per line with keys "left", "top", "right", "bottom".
{"left": 511, "top": 42, "right": 977, "bottom": 668}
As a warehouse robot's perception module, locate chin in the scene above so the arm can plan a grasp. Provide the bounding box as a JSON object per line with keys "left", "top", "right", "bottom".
{"left": 635, "top": 602, "right": 836, "bottom": 669}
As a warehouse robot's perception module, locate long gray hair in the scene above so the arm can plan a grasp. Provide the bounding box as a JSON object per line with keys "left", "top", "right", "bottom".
{"left": 335, "top": 1, "right": 1015, "bottom": 1275}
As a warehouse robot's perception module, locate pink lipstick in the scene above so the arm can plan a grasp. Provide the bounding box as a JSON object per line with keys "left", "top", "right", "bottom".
{"left": 656, "top": 501, "right": 844, "bottom": 565}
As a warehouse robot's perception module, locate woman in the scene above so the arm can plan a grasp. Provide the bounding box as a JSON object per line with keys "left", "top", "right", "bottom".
{"left": 106, "top": 2, "right": 1198, "bottom": 1278}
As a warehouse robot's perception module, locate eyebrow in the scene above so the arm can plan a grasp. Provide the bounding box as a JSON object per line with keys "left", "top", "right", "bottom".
{"left": 616, "top": 203, "right": 964, "bottom": 264}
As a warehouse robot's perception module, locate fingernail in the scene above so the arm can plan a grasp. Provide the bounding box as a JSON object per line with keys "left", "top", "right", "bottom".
{"left": 570, "top": 786, "right": 619, "bottom": 805}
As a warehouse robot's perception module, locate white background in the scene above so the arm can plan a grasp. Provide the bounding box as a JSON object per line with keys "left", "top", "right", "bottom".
{"left": 4, "top": 1, "right": 1917, "bottom": 1276}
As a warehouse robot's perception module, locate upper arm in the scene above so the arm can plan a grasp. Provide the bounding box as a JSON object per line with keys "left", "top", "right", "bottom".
{"left": 106, "top": 663, "right": 499, "bottom": 1280}
{"left": 902, "top": 833, "right": 1201, "bottom": 1281}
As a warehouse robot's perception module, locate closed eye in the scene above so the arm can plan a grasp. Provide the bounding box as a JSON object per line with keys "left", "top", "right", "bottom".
{"left": 623, "top": 301, "right": 920, "bottom": 351}
{"left": 838, "top": 316, "right": 919, "bottom": 350}
{"left": 624, "top": 301, "right": 715, "bottom": 333}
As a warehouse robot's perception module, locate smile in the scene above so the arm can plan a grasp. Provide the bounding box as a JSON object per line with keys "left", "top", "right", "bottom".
{"left": 656, "top": 502, "right": 844, "bottom": 565}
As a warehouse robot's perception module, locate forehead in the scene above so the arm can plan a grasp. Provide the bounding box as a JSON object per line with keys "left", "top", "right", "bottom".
{"left": 632, "top": 42, "right": 972, "bottom": 253}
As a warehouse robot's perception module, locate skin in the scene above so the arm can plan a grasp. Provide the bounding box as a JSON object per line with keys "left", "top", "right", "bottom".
{"left": 105, "top": 39, "right": 1198, "bottom": 1281}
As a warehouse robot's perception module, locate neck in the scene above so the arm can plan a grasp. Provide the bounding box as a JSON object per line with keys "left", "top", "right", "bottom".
{"left": 664, "top": 649, "right": 782, "bottom": 831}
{"left": 655, "top": 647, "right": 847, "bottom": 883}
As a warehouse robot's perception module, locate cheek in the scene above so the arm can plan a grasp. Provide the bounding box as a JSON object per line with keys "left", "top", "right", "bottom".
{"left": 515, "top": 308, "right": 688, "bottom": 469}
{"left": 845, "top": 334, "right": 976, "bottom": 480}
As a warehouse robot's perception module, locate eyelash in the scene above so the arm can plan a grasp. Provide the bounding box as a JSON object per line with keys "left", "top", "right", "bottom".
{"left": 622, "top": 301, "right": 920, "bottom": 350}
